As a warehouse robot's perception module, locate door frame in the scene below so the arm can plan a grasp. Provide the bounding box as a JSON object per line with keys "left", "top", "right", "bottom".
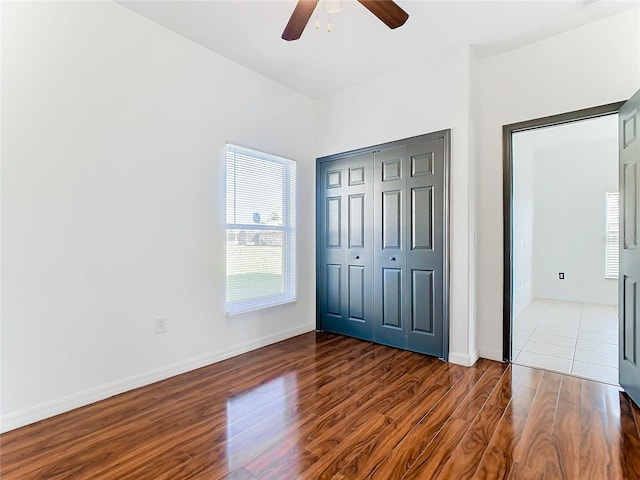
{"left": 316, "top": 129, "right": 451, "bottom": 360}
{"left": 502, "top": 102, "right": 625, "bottom": 363}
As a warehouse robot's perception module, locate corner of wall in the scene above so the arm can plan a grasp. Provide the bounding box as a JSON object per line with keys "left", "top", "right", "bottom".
{"left": 449, "top": 349, "right": 480, "bottom": 367}
{"left": 478, "top": 348, "right": 503, "bottom": 363}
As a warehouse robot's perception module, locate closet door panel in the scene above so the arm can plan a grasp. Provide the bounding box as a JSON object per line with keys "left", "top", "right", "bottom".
{"left": 405, "top": 138, "right": 446, "bottom": 356}
{"left": 348, "top": 265, "right": 365, "bottom": 321}
{"left": 382, "top": 190, "right": 403, "bottom": 249}
{"left": 411, "top": 269, "right": 435, "bottom": 334}
{"left": 343, "top": 154, "right": 374, "bottom": 336}
{"left": 318, "top": 160, "right": 346, "bottom": 335}
{"left": 382, "top": 268, "right": 403, "bottom": 329}
{"left": 325, "top": 264, "right": 342, "bottom": 317}
{"left": 349, "top": 194, "right": 365, "bottom": 248}
{"left": 318, "top": 154, "right": 374, "bottom": 341}
{"left": 374, "top": 146, "right": 407, "bottom": 349}
{"left": 326, "top": 196, "right": 342, "bottom": 248}
{"left": 411, "top": 186, "right": 433, "bottom": 250}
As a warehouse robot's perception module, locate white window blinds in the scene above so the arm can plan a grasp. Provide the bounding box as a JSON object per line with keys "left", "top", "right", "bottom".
{"left": 605, "top": 192, "right": 619, "bottom": 279}
{"left": 226, "top": 144, "right": 296, "bottom": 315}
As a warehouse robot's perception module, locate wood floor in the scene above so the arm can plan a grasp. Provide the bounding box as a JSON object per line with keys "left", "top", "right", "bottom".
{"left": 2, "top": 332, "right": 640, "bottom": 479}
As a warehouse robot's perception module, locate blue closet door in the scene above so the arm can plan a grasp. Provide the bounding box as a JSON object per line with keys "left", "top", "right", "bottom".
{"left": 402, "top": 138, "right": 446, "bottom": 357}
{"left": 317, "top": 131, "right": 449, "bottom": 360}
{"left": 317, "top": 154, "right": 374, "bottom": 341}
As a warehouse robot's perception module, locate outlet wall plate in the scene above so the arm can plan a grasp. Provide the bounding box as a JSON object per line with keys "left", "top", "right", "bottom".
{"left": 156, "top": 318, "right": 168, "bottom": 334}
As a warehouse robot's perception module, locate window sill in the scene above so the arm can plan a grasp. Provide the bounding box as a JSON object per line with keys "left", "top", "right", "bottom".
{"left": 226, "top": 297, "right": 297, "bottom": 316}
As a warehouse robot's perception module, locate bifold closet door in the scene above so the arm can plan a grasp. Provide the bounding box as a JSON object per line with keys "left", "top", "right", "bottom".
{"left": 404, "top": 139, "right": 445, "bottom": 357}
{"left": 317, "top": 131, "right": 448, "bottom": 359}
{"left": 373, "top": 146, "right": 407, "bottom": 349}
{"left": 373, "top": 138, "right": 446, "bottom": 357}
{"left": 317, "top": 154, "right": 374, "bottom": 341}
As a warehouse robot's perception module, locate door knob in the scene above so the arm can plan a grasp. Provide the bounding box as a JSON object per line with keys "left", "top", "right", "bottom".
{"left": 390, "top": 257, "right": 396, "bottom": 261}
{"left": 355, "top": 255, "right": 360, "bottom": 259}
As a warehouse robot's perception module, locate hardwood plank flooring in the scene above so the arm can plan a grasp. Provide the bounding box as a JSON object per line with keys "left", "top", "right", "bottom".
{"left": 2, "top": 332, "right": 640, "bottom": 479}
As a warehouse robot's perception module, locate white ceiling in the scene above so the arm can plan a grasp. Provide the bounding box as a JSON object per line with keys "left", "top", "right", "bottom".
{"left": 118, "top": 0, "right": 638, "bottom": 99}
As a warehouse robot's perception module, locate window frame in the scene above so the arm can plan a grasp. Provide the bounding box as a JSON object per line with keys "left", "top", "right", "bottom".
{"left": 225, "top": 144, "right": 297, "bottom": 315}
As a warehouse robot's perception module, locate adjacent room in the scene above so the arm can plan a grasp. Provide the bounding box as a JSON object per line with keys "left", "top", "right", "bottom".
{"left": 2, "top": 0, "right": 640, "bottom": 478}
{"left": 511, "top": 115, "right": 620, "bottom": 384}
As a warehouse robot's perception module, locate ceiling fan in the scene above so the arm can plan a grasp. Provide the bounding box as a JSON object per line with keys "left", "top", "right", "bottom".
{"left": 282, "top": 0, "right": 409, "bottom": 41}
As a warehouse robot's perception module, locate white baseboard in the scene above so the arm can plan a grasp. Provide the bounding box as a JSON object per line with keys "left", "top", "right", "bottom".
{"left": 479, "top": 348, "right": 504, "bottom": 362}
{"left": 0, "top": 324, "right": 314, "bottom": 433}
{"left": 448, "top": 349, "right": 480, "bottom": 367}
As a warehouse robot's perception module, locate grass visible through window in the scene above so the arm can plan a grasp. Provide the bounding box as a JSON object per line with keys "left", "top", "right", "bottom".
{"left": 226, "top": 273, "right": 284, "bottom": 303}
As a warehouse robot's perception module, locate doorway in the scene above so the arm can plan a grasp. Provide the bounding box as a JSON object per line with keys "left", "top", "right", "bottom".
{"left": 503, "top": 102, "right": 624, "bottom": 384}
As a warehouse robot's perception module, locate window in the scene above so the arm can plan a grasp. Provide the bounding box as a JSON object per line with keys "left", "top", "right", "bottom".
{"left": 605, "top": 192, "right": 619, "bottom": 279}
{"left": 226, "top": 144, "right": 296, "bottom": 314}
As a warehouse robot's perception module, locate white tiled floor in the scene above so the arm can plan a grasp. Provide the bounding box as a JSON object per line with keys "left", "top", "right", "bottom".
{"left": 513, "top": 299, "right": 619, "bottom": 385}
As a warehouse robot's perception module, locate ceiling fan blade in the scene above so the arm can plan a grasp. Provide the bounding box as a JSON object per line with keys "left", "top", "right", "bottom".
{"left": 282, "top": 0, "right": 318, "bottom": 41}
{"left": 357, "top": 0, "right": 409, "bottom": 29}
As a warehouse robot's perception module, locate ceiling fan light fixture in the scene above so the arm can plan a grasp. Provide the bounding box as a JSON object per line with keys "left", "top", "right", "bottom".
{"left": 324, "top": 0, "right": 342, "bottom": 15}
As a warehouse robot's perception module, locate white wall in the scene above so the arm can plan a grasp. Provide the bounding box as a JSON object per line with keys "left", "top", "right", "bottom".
{"left": 512, "top": 133, "right": 536, "bottom": 317}
{"left": 316, "top": 46, "right": 478, "bottom": 366}
{"left": 1, "top": 1, "right": 316, "bottom": 431}
{"left": 467, "top": 50, "right": 481, "bottom": 364}
{"left": 476, "top": 8, "right": 640, "bottom": 360}
{"left": 533, "top": 137, "right": 618, "bottom": 304}
{"left": 513, "top": 117, "right": 619, "bottom": 313}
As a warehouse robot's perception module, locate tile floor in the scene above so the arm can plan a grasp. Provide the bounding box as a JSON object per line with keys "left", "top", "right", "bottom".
{"left": 513, "top": 299, "right": 619, "bottom": 385}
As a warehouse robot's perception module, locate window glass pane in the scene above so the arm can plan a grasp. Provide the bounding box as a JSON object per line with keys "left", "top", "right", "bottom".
{"left": 227, "top": 155, "right": 285, "bottom": 226}
{"left": 226, "top": 229, "right": 284, "bottom": 303}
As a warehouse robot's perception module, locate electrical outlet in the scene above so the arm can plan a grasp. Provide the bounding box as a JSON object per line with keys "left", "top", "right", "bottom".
{"left": 559, "top": 272, "right": 565, "bottom": 280}
{"left": 156, "top": 317, "right": 168, "bottom": 334}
